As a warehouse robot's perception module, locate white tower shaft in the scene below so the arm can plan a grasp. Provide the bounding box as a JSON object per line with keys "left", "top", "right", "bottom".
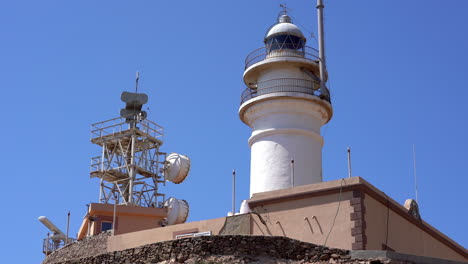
{"left": 246, "top": 98, "right": 329, "bottom": 196}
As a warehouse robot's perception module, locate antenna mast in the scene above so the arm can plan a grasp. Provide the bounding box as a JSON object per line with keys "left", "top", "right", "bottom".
{"left": 316, "top": 0, "right": 329, "bottom": 98}
{"left": 135, "top": 71, "right": 140, "bottom": 93}
{"left": 347, "top": 147, "right": 352, "bottom": 178}
{"left": 412, "top": 144, "right": 419, "bottom": 203}
{"left": 232, "top": 169, "right": 236, "bottom": 215}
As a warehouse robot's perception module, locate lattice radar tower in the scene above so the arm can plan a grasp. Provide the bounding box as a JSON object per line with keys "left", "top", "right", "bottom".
{"left": 90, "top": 91, "right": 190, "bottom": 208}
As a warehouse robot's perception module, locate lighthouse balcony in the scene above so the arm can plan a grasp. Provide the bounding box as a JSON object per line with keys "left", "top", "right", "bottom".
{"left": 245, "top": 46, "right": 319, "bottom": 70}
{"left": 240, "top": 77, "right": 330, "bottom": 104}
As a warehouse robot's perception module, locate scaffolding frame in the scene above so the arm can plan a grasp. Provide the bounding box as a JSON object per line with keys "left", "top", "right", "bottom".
{"left": 90, "top": 115, "right": 166, "bottom": 207}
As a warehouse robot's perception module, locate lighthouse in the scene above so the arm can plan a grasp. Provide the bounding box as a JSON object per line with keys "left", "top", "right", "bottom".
{"left": 239, "top": 13, "right": 333, "bottom": 197}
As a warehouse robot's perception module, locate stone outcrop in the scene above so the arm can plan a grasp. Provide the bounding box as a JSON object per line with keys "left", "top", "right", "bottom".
{"left": 42, "top": 234, "right": 424, "bottom": 264}
{"left": 42, "top": 231, "right": 109, "bottom": 264}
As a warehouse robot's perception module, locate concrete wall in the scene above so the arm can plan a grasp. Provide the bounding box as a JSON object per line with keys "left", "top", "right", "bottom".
{"left": 363, "top": 193, "right": 467, "bottom": 262}
{"left": 107, "top": 217, "right": 226, "bottom": 252}
{"left": 250, "top": 191, "right": 354, "bottom": 250}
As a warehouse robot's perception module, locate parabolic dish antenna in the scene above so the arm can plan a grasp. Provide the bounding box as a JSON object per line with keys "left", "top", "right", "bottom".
{"left": 164, "top": 197, "right": 189, "bottom": 225}
{"left": 164, "top": 153, "right": 191, "bottom": 184}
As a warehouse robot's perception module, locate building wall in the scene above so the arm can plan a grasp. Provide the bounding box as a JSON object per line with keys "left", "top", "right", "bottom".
{"left": 107, "top": 217, "right": 226, "bottom": 252}
{"left": 363, "top": 193, "right": 467, "bottom": 262}
{"left": 83, "top": 203, "right": 167, "bottom": 237}
{"left": 250, "top": 191, "right": 354, "bottom": 250}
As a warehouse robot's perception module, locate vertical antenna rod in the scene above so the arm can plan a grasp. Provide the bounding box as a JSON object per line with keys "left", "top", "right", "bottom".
{"left": 135, "top": 71, "right": 140, "bottom": 93}
{"left": 66, "top": 211, "right": 70, "bottom": 244}
{"left": 232, "top": 169, "right": 236, "bottom": 214}
{"left": 291, "top": 158, "right": 295, "bottom": 187}
{"left": 412, "top": 144, "right": 418, "bottom": 203}
{"left": 347, "top": 147, "right": 352, "bottom": 178}
{"left": 316, "top": 0, "right": 329, "bottom": 98}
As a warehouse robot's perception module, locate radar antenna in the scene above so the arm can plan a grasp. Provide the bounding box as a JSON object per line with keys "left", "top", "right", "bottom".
{"left": 38, "top": 216, "right": 74, "bottom": 255}
{"left": 90, "top": 77, "right": 192, "bottom": 208}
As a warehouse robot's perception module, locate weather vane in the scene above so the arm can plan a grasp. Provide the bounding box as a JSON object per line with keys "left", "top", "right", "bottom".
{"left": 279, "top": 3, "right": 291, "bottom": 16}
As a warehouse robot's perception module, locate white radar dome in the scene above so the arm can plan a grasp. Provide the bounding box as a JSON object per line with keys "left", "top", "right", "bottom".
{"left": 164, "top": 153, "right": 191, "bottom": 184}
{"left": 164, "top": 197, "right": 189, "bottom": 225}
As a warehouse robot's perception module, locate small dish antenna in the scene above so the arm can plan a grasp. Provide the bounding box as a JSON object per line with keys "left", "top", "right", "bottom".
{"left": 164, "top": 153, "right": 191, "bottom": 184}
{"left": 164, "top": 197, "right": 189, "bottom": 225}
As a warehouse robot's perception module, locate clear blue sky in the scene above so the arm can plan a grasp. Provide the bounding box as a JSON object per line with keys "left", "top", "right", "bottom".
{"left": 1, "top": 0, "right": 467, "bottom": 262}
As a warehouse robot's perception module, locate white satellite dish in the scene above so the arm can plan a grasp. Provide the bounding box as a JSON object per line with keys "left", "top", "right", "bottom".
{"left": 164, "top": 197, "right": 189, "bottom": 225}
{"left": 164, "top": 153, "right": 191, "bottom": 184}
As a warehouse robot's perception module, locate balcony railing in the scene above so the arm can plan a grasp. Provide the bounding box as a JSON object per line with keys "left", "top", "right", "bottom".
{"left": 240, "top": 78, "right": 330, "bottom": 105}
{"left": 245, "top": 46, "right": 320, "bottom": 69}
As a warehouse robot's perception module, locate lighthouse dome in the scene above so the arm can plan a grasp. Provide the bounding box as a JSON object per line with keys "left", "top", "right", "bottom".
{"left": 264, "top": 15, "right": 306, "bottom": 51}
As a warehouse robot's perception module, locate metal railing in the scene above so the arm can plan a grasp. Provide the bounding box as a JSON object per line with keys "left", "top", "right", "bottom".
{"left": 42, "top": 238, "right": 76, "bottom": 255}
{"left": 91, "top": 114, "right": 164, "bottom": 140}
{"left": 240, "top": 78, "right": 330, "bottom": 105}
{"left": 245, "top": 46, "right": 319, "bottom": 69}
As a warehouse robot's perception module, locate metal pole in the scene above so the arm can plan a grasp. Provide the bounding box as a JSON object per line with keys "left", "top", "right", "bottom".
{"left": 347, "top": 147, "right": 352, "bottom": 178}
{"left": 113, "top": 193, "right": 117, "bottom": 236}
{"left": 128, "top": 134, "right": 136, "bottom": 204}
{"left": 99, "top": 143, "right": 106, "bottom": 203}
{"left": 412, "top": 144, "right": 418, "bottom": 203}
{"left": 316, "top": 0, "right": 329, "bottom": 98}
{"left": 291, "top": 158, "right": 295, "bottom": 187}
{"left": 66, "top": 211, "right": 70, "bottom": 244}
{"left": 135, "top": 71, "right": 140, "bottom": 93}
{"left": 232, "top": 169, "right": 236, "bottom": 215}
{"left": 46, "top": 232, "right": 50, "bottom": 254}
{"left": 86, "top": 204, "right": 91, "bottom": 237}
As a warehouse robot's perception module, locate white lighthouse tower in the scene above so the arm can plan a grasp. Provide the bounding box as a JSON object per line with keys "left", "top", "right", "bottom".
{"left": 239, "top": 12, "right": 333, "bottom": 197}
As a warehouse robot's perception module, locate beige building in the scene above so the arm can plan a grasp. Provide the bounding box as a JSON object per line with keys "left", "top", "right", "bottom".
{"left": 75, "top": 177, "right": 466, "bottom": 262}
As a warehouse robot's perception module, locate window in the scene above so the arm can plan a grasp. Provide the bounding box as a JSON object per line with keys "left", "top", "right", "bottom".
{"left": 101, "top": 221, "right": 113, "bottom": 232}
{"left": 266, "top": 34, "right": 305, "bottom": 52}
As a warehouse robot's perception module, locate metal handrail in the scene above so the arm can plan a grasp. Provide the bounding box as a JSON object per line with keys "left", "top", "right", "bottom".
{"left": 240, "top": 78, "right": 330, "bottom": 105}
{"left": 245, "top": 46, "right": 319, "bottom": 69}
{"left": 90, "top": 114, "right": 164, "bottom": 140}
{"left": 43, "top": 238, "right": 75, "bottom": 255}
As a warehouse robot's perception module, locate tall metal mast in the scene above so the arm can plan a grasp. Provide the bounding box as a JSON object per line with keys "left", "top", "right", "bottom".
{"left": 316, "top": 0, "right": 329, "bottom": 99}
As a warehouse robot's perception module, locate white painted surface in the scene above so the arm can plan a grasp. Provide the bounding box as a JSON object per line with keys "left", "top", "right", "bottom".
{"left": 240, "top": 18, "right": 332, "bottom": 197}
{"left": 265, "top": 22, "right": 304, "bottom": 38}
{"left": 239, "top": 200, "right": 251, "bottom": 214}
{"left": 243, "top": 97, "right": 329, "bottom": 196}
